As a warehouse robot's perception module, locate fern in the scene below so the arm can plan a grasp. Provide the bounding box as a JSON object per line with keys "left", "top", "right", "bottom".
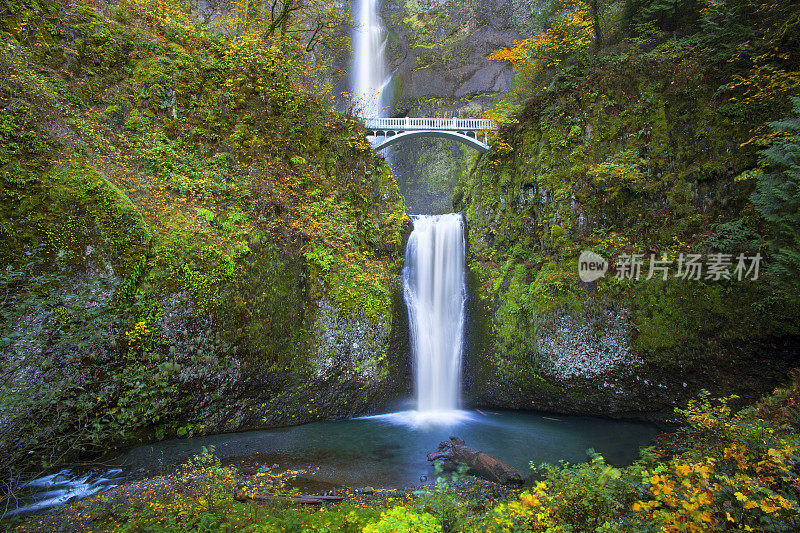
{"left": 788, "top": 405, "right": 800, "bottom": 431}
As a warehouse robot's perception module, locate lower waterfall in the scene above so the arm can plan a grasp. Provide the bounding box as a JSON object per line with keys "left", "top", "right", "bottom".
{"left": 403, "top": 213, "right": 467, "bottom": 420}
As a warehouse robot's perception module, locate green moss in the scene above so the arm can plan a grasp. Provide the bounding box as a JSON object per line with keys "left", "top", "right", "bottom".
{"left": 221, "top": 239, "right": 311, "bottom": 367}
{"left": 457, "top": 30, "right": 799, "bottom": 375}
{"left": 633, "top": 279, "right": 800, "bottom": 361}
{"left": 1, "top": 161, "right": 150, "bottom": 274}
{"left": 485, "top": 256, "right": 586, "bottom": 377}
{"left": 0, "top": 0, "right": 413, "bottom": 480}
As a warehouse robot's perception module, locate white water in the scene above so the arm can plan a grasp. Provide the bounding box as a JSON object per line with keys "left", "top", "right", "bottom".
{"left": 352, "top": 0, "right": 388, "bottom": 117}
{"left": 2, "top": 468, "right": 122, "bottom": 519}
{"left": 403, "top": 214, "right": 468, "bottom": 425}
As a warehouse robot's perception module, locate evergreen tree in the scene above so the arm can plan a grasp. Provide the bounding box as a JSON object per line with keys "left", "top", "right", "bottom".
{"left": 752, "top": 97, "right": 800, "bottom": 289}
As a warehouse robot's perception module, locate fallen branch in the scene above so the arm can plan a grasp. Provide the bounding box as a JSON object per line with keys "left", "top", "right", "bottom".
{"left": 234, "top": 490, "right": 344, "bottom": 505}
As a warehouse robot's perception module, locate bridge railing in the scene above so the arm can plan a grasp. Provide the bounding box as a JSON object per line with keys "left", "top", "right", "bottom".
{"left": 363, "top": 117, "right": 497, "bottom": 131}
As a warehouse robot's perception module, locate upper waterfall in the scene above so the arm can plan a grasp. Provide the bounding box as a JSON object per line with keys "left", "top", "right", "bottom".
{"left": 403, "top": 214, "right": 467, "bottom": 421}
{"left": 352, "top": 0, "right": 388, "bottom": 117}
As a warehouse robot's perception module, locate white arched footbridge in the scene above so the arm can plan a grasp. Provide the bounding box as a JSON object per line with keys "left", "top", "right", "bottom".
{"left": 363, "top": 117, "right": 498, "bottom": 152}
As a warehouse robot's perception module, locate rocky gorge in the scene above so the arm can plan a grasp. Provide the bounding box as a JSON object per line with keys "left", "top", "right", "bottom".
{"left": 359, "top": 0, "right": 800, "bottom": 423}
{"left": 3, "top": 0, "right": 800, "bottom": 529}
{"left": 0, "top": 0, "right": 415, "bottom": 481}
{"left": 378, "top": 0, "right": 529, "bottom": 213}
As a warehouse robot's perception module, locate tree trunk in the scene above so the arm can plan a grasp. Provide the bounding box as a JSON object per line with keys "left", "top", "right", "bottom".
{"left": 591, "top": 0, "right": 603, "bottom": 49}
{"left": 426, "top": 437, "right": 524, "bottom": 485}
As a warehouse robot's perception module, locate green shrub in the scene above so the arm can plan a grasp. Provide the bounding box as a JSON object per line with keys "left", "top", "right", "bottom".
{"left": 363, "top": 506, "right": 442, "bottom": 533}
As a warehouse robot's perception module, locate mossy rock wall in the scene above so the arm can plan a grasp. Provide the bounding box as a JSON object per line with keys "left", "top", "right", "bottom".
{"left": 0, "top": 0, "right": 410, "bottom": 477}
{"left": 457, "top": 40, "right": 800, "bottom": 421}
{"left": 379, "top": 0, "right": 532, "bottom": 213}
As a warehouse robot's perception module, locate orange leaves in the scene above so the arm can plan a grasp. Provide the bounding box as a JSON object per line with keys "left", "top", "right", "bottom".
{"left": 729, "top": 65, "right": 800, "bottom": 112}
{"left": 494, "top": 482, "right": 559, "bottom": 532}
{"left": 485, "top": 0, "right": 595, "bottom": 124}
{"left": 488, "top": 0, "right": 594, "bottom": 73}
{"left": 703, "top": 0, "right": 800, "bottom": 145}
{"left": 634, "top": 411, "right": 800, "bottom": 531}
{"left": 519, "top": 490, "right": 542, "bottom": 509}
{"left": 487, "top": 40, "right": 533, "bottom": 64}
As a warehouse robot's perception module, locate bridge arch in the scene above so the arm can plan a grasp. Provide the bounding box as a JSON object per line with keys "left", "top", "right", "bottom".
{"left": 370, "top": 130, "right": 491, "bottom": 152}
{"left": 362, "top": 117, "right": 497, "bottom": 153}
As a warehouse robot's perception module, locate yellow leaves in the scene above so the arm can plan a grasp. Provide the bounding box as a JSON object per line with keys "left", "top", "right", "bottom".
{"left": 760, "top": 500, "right": 779, "bottom": 513}
{"left": 519, "top": 491, "right": 540, "bottom": 508}
{"left": 124, "top": 320, "right": 151, "bottom": 346}
{"left": 635, "top": 458, "right": 722, "bottom": 530}
{"left": 499, "top": 394, "right": 800, "bottom": 533}
{"left": 696, "top": 492, "right": 713, "bottom": 506}
{"left": 776, "top": 494, "right": 794, "bottom": 510}
{"left": 501, "top": 483, "right": 560, "bottom": 530}
{"left": 728, "top": 64, "right": 800, "bottom": 109}
{"left": 681, "top": 499, "right": 698, "bottom": 511}
{"left": 763, "top": 444, "right": 793, "bottom": 467}
{"left": 487, "top": 41, "right": 533, "bottom": 64}
{"left": 494, "top": 140, "right": 514, "bottom": 155}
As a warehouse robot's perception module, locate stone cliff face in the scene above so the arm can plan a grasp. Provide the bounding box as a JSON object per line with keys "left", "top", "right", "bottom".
{"left": 463, "top": 290, "right": 800, "bottom": 423}
{"left": 387, "top": 24, "right": 517, "bottom": 101}
{"left": 382, "top": 0, "right": 532, "bottom": 102}
{"left": 0, "top": 0, "right": 410, "bottom": 475}
{"left": 3, "top": 254, "right": 408, "bottom": 443}
{"left": 379, "top": 0, "right": 533, "bottom": 214}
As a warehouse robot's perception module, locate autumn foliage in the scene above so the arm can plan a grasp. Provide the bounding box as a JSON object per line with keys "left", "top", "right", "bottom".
{"left": 485, "top": 0, "right": 593, "bottom": 123}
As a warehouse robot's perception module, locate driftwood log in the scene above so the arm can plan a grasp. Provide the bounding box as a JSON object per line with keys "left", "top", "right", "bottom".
{"left": 234, "top": 490, "right": 345, "bottom": 505}
{"left": 426, "top": 436, "right": 524, "bottom": 485}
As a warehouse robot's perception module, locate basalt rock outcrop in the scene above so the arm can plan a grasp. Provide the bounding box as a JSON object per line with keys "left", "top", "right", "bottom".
{"left": 0, "top": 0, "right": 410, "bottom": 478}
{"left": 378, "top": 0, "right": 536, "bottom": 214}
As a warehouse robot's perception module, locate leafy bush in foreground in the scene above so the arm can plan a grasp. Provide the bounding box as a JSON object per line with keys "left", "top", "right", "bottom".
{"left": 481, "top": 380, "right": 800, "bottom": 533}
